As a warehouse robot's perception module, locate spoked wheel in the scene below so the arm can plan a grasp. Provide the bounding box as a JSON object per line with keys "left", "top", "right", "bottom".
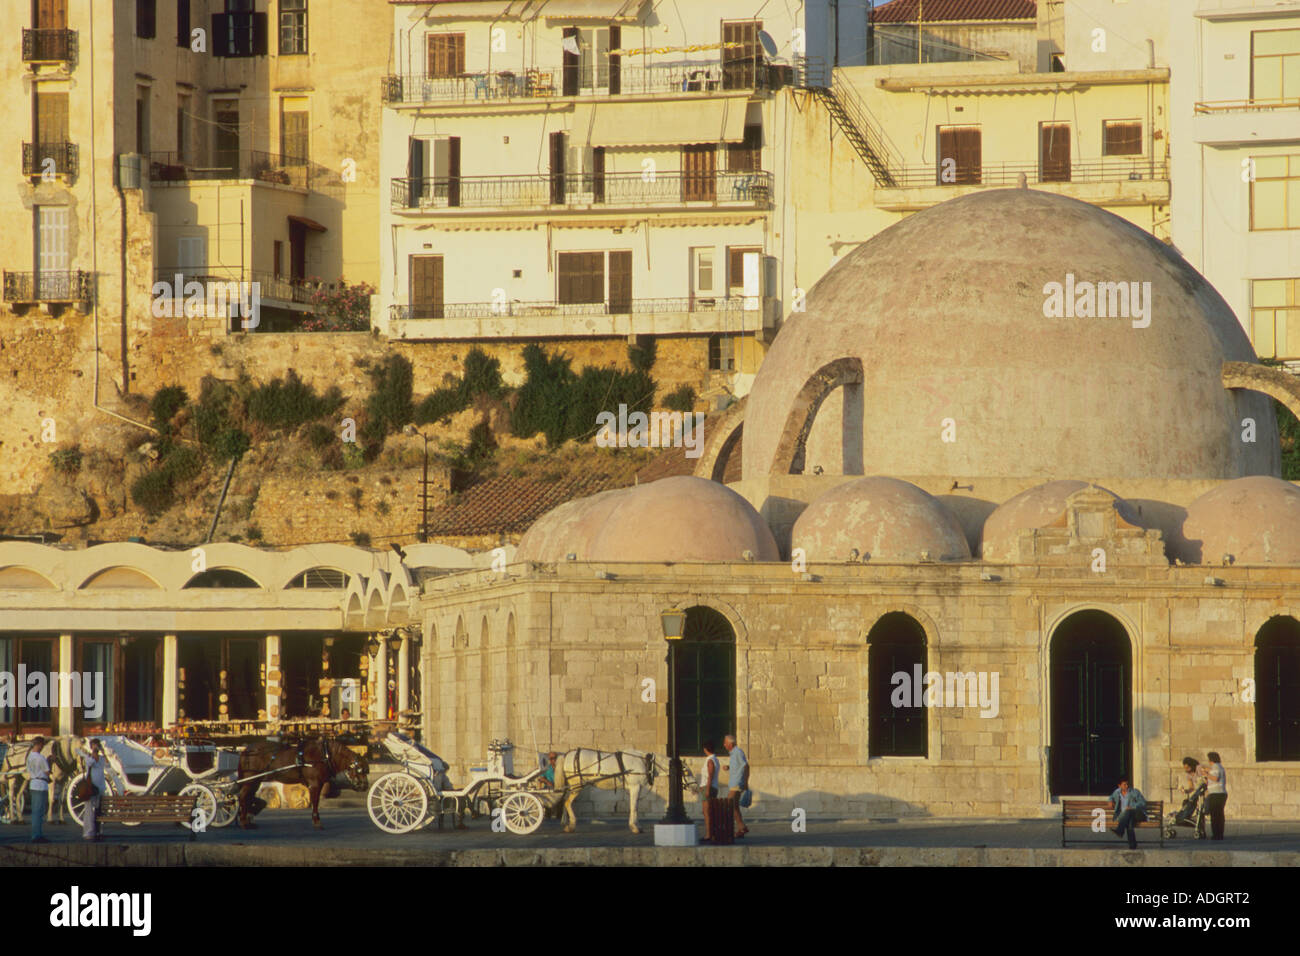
{"left": 209, "top": 786, "right": 238, "bottom": 829}
{"left": 179, "top": 783, "right": 219, "bottom": 831}
{"left": 500, "top": 791, "right": 545, "bottom": 835}
{"left": 367, "top": 772, "right": 427, "bottom": 834}
{"left": 416, "top": 779, "right": 442, "bottom": 830}
{"left": 65, "top": 773, "right": 92, "bottom": 828}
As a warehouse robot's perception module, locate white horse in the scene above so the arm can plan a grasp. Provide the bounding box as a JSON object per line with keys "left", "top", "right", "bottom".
{"left": 2, "top": 736, "right": 80, "bottom": 825}
{"left": 553, "top": 748, "right": 695, "bottom": 834}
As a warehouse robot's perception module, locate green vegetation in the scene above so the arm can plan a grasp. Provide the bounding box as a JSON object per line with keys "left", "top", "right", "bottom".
{"left": 247, "top": 369, "right": 344, "bottom": 429}
{"left": 1277, "top": 400, "right": 1300, "bottom": 480}
{"left": 663, "top": 385, "right": 696, "bottom": 413}
{"left": 131, "top": 469, "right": 175, "bottom": 516}
{"left": 512, "top": 344, "right": 655, "bottom": 447}
{"left": 364, "top": 354, "right": 414, "bottom": 438}
{"left": 49, "top": 445, "right": 82, "bottom": 476}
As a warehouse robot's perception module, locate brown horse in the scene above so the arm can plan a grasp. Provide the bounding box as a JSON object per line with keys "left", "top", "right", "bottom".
{"left": 235, "top": 737, "right": 368, "bottom": 830}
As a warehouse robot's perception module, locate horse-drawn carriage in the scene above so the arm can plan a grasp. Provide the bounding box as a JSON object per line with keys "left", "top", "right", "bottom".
{"left": 65, "top": 736, "right": 241, "bottom": 831}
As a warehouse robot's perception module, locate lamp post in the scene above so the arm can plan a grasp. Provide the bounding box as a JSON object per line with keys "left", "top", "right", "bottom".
{"left": 403, "top": 424, "right": 431, "bottom": 542}
{"left": 659, "top": 607, "right": 690, "bottom": 827}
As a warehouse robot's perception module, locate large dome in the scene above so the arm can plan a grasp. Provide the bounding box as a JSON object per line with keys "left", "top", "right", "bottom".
{"left": 742, "top": 189, "right": 1279, "bottom": 481}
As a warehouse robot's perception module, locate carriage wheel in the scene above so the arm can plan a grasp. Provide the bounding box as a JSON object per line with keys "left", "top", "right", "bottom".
{"left": 367, "top": 772, "right": 428, "bottom": 834}
{"left": 179, "top": 783, "right": 218, "bottom": 832}
{"left": 65, "top": 772, "right": 91, "bottom": 827}
{"left": 209, "top": 786, "right": 238, "bottom": 828}
{"left": 500, "top": 791, "right": 545, "bottom": 835}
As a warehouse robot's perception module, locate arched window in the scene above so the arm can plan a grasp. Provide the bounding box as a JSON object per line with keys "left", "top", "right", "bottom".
{"left": 184, "top": 568, "right": 260, "bottom": 588}
{"left": 868, "top": 612, "right": 927, "bottom": 757}
{"left": 1256, "top": 616, "right": 1300, "bottom": 761}
{"left": 673, "top": 606, "right": 736, "bottom": 757}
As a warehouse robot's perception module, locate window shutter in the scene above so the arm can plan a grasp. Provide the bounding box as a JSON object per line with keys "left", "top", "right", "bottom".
{"left": 608, "top": 250, "right": 631, "bottom": 313}
{"left": 447, "top": 136, "right": 461, "bottom": 207}
{"left": 592, "top": 147, "right": 605, "bottom": 204}
{"left": 252, "top": 11, "right": 267, "bottom": 55}
{"left": 609, "top": 25, "right": 621, "bottom": 94}
{"left": 550, "top": 131, "right": 566, "bottom": 204}
{"left": 562, "top": 27, "right": 579, "bottom": 96}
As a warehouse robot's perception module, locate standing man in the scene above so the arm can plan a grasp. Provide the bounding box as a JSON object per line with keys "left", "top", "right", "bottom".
{"left": 1201, "top": 751, "right": 1228, "bottom": 840}
{"left": 723, "top": 734, "right": 750, "bottom": 839}
{"left": 1109, "top": 778, "right": 1148, "bottom": 849}
{"left": 26, "top": 737, "right": 51, "bottom": 844}
{"left": 81, "top": 739, "right": 107, "bottom": 842}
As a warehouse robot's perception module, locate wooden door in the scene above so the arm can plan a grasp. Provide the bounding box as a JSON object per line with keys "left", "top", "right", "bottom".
{"left": 214, "top": 105, "right": 240, "bottom": 175}
{"left": 682, "top": 145, "right": 716, "bottom": 201}
{"left": 722, "top": 21, "right": 760, "bottom": 90}
{"left": 38, "top": 0, "right": 68, "bottom": 30}
{"left": 407, "top": 137, "right": 426, "bottom": 207}
{"left": 591, "top": 146, "right": 605, "bottom": 203}
{"left": 608, "top": 250, "right": 631, "bottom": 313}
{"left": 937, "top": 126, "right": 981, "bottom": 184}
{"left": 35, "top": 91, "right": 68, "bottom": 143}
{"left": 1050, "top": 612, "right": 1131, "bottom": 795}
{"left": 410, "top": 255, "right": 444, "bottom": 319}
{"left": 1040, "top": 123, "right": 1071, "bottom": 182}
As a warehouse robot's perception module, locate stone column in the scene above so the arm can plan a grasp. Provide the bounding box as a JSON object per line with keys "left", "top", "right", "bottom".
{"left": 162, "top": 634, "right": 179, "bottom": 727}
{"left": 397, "top": 634, "right": 410, "bottom": 715}
{"left": 57, "top": 632, "right": 74, "bottom": 735}
{"left": 265, "top": 634, "right": 281, "bottom": 720}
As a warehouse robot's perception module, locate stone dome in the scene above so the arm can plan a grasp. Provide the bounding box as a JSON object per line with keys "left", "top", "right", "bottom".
{"left": 792, "top": 476, "right": 970, "bottom": 562}
{"left": 516, "top": 488, "right": 629, "bottom": 562}
{"left": 982, "top": 480, "right": 1139, "bottom": 561}
{"left": 742, "top": 189, "right": 1279, "bottom": 481}
{"left": 1179, "top": 476, "right": 1300, "bottom": 565}
{"left": 586, "top": 476, "right": 779, "bottom": 562}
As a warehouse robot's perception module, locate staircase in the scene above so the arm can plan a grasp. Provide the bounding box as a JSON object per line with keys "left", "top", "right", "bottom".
{"left": 797, "top": 58, "right": 901, "bottom": 188}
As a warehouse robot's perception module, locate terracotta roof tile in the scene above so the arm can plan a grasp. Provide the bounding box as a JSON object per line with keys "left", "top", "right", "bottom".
{"left": 871, "top": 0, "right": 1036, "bottom": 23}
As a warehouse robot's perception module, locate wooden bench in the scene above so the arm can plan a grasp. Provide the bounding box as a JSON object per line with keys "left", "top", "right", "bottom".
{"left": 99, "top": 794, "right": 202, "bottom": 840}
{"left": 1061, "top": 798, "right": 1163, "bottom": 847}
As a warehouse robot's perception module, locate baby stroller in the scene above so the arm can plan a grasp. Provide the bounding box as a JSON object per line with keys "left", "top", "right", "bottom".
{"left": 1164, "top": 779, "right": 1207, "bottom": 839}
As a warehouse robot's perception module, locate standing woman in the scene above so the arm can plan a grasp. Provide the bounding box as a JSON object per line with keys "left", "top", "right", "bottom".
{"left": 699, "top": 740, "right": 720, "bottom": 843}
{"left": 82, "top": 739, "right": 107, "bottom": 842}
{"left": 1202, "top": 751, "right": 1228, "bottom": 840}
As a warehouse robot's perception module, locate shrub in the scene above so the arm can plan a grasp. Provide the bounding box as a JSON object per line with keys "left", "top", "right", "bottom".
{"left": 375, "top": 500, "right": 391, "bottom": 517}
{"left": 663, "top": 385, "right": 697, "bottom": 413}
{"left": 247, "top": 369, "right": 344, "bottom": 430}
{"left": 415, "top": 387, "right": 467, "bottom": 425}
{"left": 192, "top": 378, "right": 241, "bottom": 450}
{"left": 512, "top": 345, "right": 576, "bottom": 446}
{"left": 211, "top": 427, "right": 251, "bottom": 463}
{"left": 1278, "top": 399, "right": 1300, "bottom": 480}
{"left": 49, "top": 446, "right": 83, "bottom": 476}
{"left": 460, "top": 348, "right": 505, "bottom": 400}
{"left": 302, "top": 279, "right": 376, "bottom": 332}
{"left": 246, "top": 524, "right": 263, "bottom": 542}
{"left": 149, "top": 385, "right": 189, "bottom": 433}
{"left": 365, "top": 354, "right": 414, "bottom": 438}
{"left": 307, "top": 422, "right": 335, "bottom": 449}
{"left": 160, "top": 445, "right": 203, "bottom": 484}
{"left": 343, "top": 443, "right": 365, "bottom": 469}
{"left": 628, "top": 338, "right": 656, "bottom": 374}
{"left": 131, "top": 470, "right": 175, "bottom": 516}
{"left": 349, "top": 531, "right": 371, "bottom": 547}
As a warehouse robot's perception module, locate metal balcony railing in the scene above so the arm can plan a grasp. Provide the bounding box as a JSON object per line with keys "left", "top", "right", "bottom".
{"left": 22, "top": 28, "right": 77, "bottom": 63}
{"left": 381, "top": 59, "right": 778, "bottom": 105}
{"left": 1195, "top": 97, "right": 1300, "bottom": 114}
{"left": 887, "top": 159, "right": 1169, "bottom": 188}
{"left": 23, "top": 142, "right": 78, "bottom": 181}
{"left": 248, "top": 271, "right": 320, "bottom": 305}
{"left": 391, "top": 170, "right": 772, "bottom": 211}
{"left": 3, "top": 270, "right": 92, "bottom": 303}
{"left": 149, "top": 150, "right": 332, "bottom": 190}
{"left": 390, "top": 295, "right": 771, "bottom": 322}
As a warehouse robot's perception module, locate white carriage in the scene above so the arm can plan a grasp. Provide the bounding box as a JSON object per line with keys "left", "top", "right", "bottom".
{"left": 65, "top": 736, "right": 240, "bottom": 831}
{"left": 366, "top": 736, "right": 557, "bottom": 836}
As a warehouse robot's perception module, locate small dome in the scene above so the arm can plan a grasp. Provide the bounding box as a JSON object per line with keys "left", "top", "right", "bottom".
{"left": 982, "top": 480, "right": 1137, "bottom": 561}
{"left": 516, "top": 488, "right": 629, "bottom": 562}
{"left": 791, "top": 477, "right": 970, "bottom": 562}
{"left": 1181, "top": 476, "right": 1300, "bottom": 565}
{"left": 587, "top": 476, "right": 779, "bottom": 562}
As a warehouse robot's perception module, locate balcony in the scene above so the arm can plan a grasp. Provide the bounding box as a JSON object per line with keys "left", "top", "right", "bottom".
{"left": 385, "top": 295, "right": 779, "bottom": 341}
{"left": 391, "top": 170, "right": 773, "bottom": 214}
{"left": 874, "top": 159, "right": 1169, "bottom": 211}
{"left": 381, "top": 59, "right": 779, "bottom": 106}
{"left": 1192, "top": 98, "right": 1300, "bottom": 145}
{"left": 3, "top": 270, "right": 92, "bottom": 306}
{"left": 149, "top": 150, "right": 332, "bottom": 190}
{"left": 23, "top": 142, "right": 78, "bottom": 182}
{"left": 1195, "top": 97, "right": 1300, "bottom": 114}
{"left": 22, "top": 28, "right": 77, "bottom": 65}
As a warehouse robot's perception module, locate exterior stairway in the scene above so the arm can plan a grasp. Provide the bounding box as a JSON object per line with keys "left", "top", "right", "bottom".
{"left": 797, "top": 58, "right": 901, "bottom": 188}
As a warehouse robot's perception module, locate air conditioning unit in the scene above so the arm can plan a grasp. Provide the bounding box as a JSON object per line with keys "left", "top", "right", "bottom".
{"left": 117, "top": 153, "right": 143, "bottom": 189}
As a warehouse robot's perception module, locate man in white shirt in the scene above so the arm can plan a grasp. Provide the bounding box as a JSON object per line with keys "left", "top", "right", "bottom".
{"left": 81, "top": 739, "right": 108, "bottom": 841}
{"left": 724, "top": 734, "right": 750, "bottom": 839}
{"left": 26, "top": 737, "right": 51, "bottom": 844}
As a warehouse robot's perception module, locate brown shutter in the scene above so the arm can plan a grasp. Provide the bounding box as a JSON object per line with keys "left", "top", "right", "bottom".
{"left": 592, "top": 147, "right": 605, "bottom": 204}
{"left": 1103, "top": 121, "right": 1142, "bottom": 156}
{"left": 447, "top": 136, "right": 461, "bottom": 207}
{"left": 39, "top": 0, "right": 68, "bottom": 30}
{"left": 728, "top": 124, "right": 761, "bottom": 172}
{"left": 609, "top": 25, "right": 621, "bottom": 94}
{"left": 1040, "top": 124, "right": 1070, "bottom": 182}
{"left": 562, "top": 27, "right": 579, "bottom": 96}
{"left": 722, "top": 21, "right": 759, "bottom": 89}
{"left": 608, "top": 250, "right": 631, "bottom": 313}
{"left": 550, "top": 131, "right": 566, "bottom": 204}
{"left": 557, "top": 252, "right": 604, "bottom": 305}
{"left": 682, "top": 145, "right": 716, "bottom": 201}
{"left": 938, "top": 126, "right": 981, "bottom": 185}
{"left": 36, "top": 92, "right": 69, "bottom": 143}
{"left": 411, "top": 255, "right": 444, "bottom": 319}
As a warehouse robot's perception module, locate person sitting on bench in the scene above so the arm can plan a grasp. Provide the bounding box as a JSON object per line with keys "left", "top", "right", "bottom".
{"left": 1110, "top": 778, "right": 1148, "bottom": 849}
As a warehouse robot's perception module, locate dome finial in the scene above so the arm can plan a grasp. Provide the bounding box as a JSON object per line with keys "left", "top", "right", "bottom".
{"left": 1016, "top": 172, "right": 1028, "bottom": 189}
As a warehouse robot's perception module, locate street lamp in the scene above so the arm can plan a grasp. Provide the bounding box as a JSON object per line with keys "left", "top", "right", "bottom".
{"left": 365, "top": 634, "right": 380, "bottom": 659}
{"left": 385, "top": 630, "right": 403, "bottom": 656}
{"left": 659, "top": 608, "right": 690, "bottom": 828}
{"left": 403, "top": 424, "right": 432, "bottom": 542}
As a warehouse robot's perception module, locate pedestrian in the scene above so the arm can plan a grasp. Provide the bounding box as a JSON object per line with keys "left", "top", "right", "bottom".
{"left": 723, "top": 734, "right": 750, "bottom": 839}
{"left": 1109, "top": 777, "right": 1148, "bottom": 849}
{"left": 1201, "top": 751, "right": 1228, "bottom": 840}
{"left": 26, "top": 736, "right": 52, "bottom": 844}
{"left": 699, "top": 740, "right": 720, "bottom": 843}
{"left": 81, "top": 739, "right": 107, "bottom": 842}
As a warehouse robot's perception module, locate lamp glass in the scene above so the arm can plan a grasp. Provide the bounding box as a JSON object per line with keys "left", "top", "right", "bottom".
{"left": 366, "top": 636, "right": 380, "bottom": 659}
{"left": 660, "top": 608, "right": 686, "bottom": 641}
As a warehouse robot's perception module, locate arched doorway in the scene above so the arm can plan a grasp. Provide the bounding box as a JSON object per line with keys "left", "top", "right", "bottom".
{"left": 1256, "top": 616, "right": 1300, "bottom": 761}
{"left": 867, "top": 612, "right": 928, "bottom": 757}
{"left": 673, "top": 607, "right": 736, "bottom": 757}
{"left": 1050, "top": 610, "right": 1131, "bottom": 795}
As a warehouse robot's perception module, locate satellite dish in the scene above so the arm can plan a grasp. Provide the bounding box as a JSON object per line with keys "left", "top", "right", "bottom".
{"left": 758, "top": 30, "right": 778, "bottom": 57}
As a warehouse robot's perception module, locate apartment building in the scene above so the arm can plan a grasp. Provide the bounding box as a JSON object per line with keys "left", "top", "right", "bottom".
{"left": 1169, "top": 0, "right": 1300, "bottom": 361}
{"left": 0, "top": 0, "right": 386, "bottom": 360}
{"left": 375, "top": 0, "right": 877, "bottom": 392}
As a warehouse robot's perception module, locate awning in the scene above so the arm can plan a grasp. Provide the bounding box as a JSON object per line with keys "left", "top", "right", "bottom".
{"left": 571, "top": 97, "right": 749, "bottom": 147}
{"left": 541, "top": 0, "right": 648, "bottom": 22}
{"left": 288, "top": 215, "right": 327, "bottom": 232}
